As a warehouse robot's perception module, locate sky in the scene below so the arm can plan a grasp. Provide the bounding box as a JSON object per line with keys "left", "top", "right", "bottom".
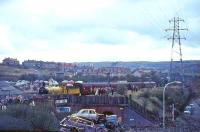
{"left": 0, "top": 0, "right": 199, "bottom": 63}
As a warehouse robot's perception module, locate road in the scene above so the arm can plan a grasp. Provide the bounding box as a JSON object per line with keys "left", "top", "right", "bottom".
{"left": 190, "top": 98, "right": 200, "bottom": 120}
{"left": 176, "top": 97, "right": 200, "bottom": 130}
{"left": 123, "top": 107, "right": 154, "bottom": 128}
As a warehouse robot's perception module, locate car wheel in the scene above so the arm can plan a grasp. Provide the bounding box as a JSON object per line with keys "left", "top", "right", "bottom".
{"left": 70, "top": 127, "right": 78, "bottom": 132}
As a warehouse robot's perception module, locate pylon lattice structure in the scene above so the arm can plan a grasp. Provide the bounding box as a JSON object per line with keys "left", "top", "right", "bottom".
{"left": 165, "top": 17, "right": 188, "bottom": 84}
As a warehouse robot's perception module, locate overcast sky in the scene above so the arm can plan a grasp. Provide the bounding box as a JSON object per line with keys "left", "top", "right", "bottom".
{"left": 0, "top": 0, "right": 199, "bottom": 63}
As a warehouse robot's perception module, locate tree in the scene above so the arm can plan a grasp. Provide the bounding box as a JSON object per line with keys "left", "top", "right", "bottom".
{"left": 126, "top": 74, "right": 140, "bottom": 82}
{"left": 116, "top": 84, "right": 128, "bottom": 95}
{"left": 19, "top": 74, "right": 38, "bottom": 81}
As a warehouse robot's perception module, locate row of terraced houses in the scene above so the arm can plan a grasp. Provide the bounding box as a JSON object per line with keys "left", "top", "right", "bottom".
{"left": 1, "top": 58, "right": 132, "bottom": 77}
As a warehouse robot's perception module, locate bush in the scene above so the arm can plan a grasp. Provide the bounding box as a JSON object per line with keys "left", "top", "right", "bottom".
{"left": 131, "top": 86, "right": 190, "bottom": 115}
{"left": 149, "top": 96, "right": 162, "bottom": 108}
{"left": 0, "top": 103, "right": 59, "bottom": 131}
{"left": 116, "top": 84, "right": 128, "bottom": 95}
{"left": 0, "top": 115, "right": 32, "bottom": 130}
{"left": 19, "top": 73, "right": 38, "bottom": 81}
{"left": 138, "top": 89, "right": 150, "bottom": 98}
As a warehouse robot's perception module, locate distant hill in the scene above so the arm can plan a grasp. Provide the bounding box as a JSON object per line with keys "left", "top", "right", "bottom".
{"left": 77, "top": 60, "right": 200, "bottom": 71}
{"left": 0, "top": 60, "right": 200, "bottom": 81}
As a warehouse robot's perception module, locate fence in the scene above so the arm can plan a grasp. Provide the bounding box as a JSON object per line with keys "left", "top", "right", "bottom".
{"left": 34, "top": 94, "right": 160, "bottom": 122}
{"left": 34, "top": 94, "right": 159, "bottom": 120}
{"left": 127, "top": 126, "right": 200, "bottom": 132}
{"left": 34, "top": 94, "right": 129, "bottom": 106}
{"left": 59, "top": 95, "right": 128, "bottom": 106}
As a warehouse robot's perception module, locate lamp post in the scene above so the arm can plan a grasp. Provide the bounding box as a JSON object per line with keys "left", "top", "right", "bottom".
{"left": 163, "top": 81, "right": 182, "bottom": 129}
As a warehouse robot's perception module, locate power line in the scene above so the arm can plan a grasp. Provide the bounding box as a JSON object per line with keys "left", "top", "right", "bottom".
{"left": 165, "top": 17, "right": 188, "bottom": 85}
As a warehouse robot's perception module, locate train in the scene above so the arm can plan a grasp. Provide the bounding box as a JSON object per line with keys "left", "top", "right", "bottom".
{"left": 39, "top": 80, "right": 82, "bottom": 95}
{"left": 39, "top": 81, "right": 156, "bottom": 95}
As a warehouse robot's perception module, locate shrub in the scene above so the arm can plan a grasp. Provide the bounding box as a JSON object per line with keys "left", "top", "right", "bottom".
{"left": 0, "top": 103, "right": 59, "bottom": 131}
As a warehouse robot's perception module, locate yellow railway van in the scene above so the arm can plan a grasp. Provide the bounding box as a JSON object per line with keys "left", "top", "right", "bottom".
{"left": 46, "top": 81, "right": 81, "bottom": 95}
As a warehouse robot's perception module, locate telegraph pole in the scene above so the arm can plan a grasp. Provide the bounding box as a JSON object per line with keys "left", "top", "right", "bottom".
{"left": 165, "top": 17, "right": 188, "bottom": 86}
{"left": 107, "top": 72, "right": 111, "bottom": 86}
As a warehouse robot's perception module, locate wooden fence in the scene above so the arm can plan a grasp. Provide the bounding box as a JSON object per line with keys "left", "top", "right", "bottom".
{"left": 34, "top": 94, "right": 160, "bottom": 122}
{"left": 34, "top": 94, "right": 129, "bottom": 106}
{"left": 34, "top": 94, "right": 159, "bottom": 121}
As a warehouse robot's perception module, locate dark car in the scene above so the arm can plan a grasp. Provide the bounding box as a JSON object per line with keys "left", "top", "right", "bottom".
{"left": 59, "top": 116, "right": 106, "bottom": 132}
{"left": 39, "top": 88, "right": 48, "bottom": 94}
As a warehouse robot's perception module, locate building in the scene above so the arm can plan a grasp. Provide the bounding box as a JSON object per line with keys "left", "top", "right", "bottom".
{"left": 80, "top": 66, "right": 131, "bottom": 77}
{"left": 0, "top": 81, "right": 23, "bottom": 96}
{"left": 22, "top": 60, "right": 42, "bottom": 68}
{"left": 55, "top": 72, "right": 65, "bottom": 79}
{"left": 22, "top": 60, "right": 58, "bottom": 69}
{"left": 41, "top": 62, "right": 58, "bottom": 69}
{"left": 132, "top": 69, "right": 152, "bottom": 78}
{"left": 22, "top": 60, "right": 33, "bottom": 68}
{"left": 2, "top": 57, "right": 20, "bottom": 66}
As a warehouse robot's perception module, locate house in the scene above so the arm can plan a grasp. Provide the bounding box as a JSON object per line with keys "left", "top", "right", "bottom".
{"left": 22, "top": 60, "right": 58, "bottom": 69}
{"left": 132, "top": 70, "right": 144, "bottom": 77}
{"left": 132, "top": 69, "right": 152, "bottom": 78}
{"left": 22, "top": 60, "right": 41, "bottom": 68}
{"left": 2, "top": 57, "right": 20, "bottom": 66}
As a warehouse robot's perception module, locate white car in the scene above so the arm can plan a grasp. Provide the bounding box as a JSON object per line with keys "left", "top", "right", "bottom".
{"left": 184, "top": 110, "right": 191, "bottom": 115}
{"left": 184, "top": 105, "right": 193, "bottom": 115}
{"left": 189, "top": 103, "right": 194, "bottom": 108}
{"left": 71, "top": 109, "right": 103, "bottom": 121}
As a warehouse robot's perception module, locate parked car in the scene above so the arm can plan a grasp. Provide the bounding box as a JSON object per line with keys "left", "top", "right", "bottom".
{"left": 184, "top": 105, "right": 193, "bottom": 115}
{"left": 189, "top": 103, "right": 194, "bottom": 108}
{"left": 71, "top": 109, "right": 105, "bottom": 122}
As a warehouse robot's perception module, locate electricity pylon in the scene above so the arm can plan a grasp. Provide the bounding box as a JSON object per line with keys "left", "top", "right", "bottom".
{"left": 165, "top": 17, "right": 188, "bottom": 85}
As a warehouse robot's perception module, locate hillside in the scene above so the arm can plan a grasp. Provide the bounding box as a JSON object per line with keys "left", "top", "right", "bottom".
{"left": 77, "top": 60, "right": 200, "bottom": 71}
{"left": 0, "top": 65, "right": 53, "bottom": 81}
{"left": 0, "top": 60, "right": 200, "bottom": 81}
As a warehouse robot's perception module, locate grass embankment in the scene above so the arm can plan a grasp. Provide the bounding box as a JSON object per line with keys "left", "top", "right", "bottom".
{"left": 128, "top": 86, "right": 190, "bottom": 116}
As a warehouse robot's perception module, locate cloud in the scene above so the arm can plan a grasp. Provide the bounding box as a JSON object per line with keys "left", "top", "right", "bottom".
{"left": 8, "top": 31, "right": 170, "bottom": 62}
{"left": 0, "top": 25, "right": 15, "bottom": 53}
{"left": 0, "top": 0, "right": 199, "bottom": 62}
